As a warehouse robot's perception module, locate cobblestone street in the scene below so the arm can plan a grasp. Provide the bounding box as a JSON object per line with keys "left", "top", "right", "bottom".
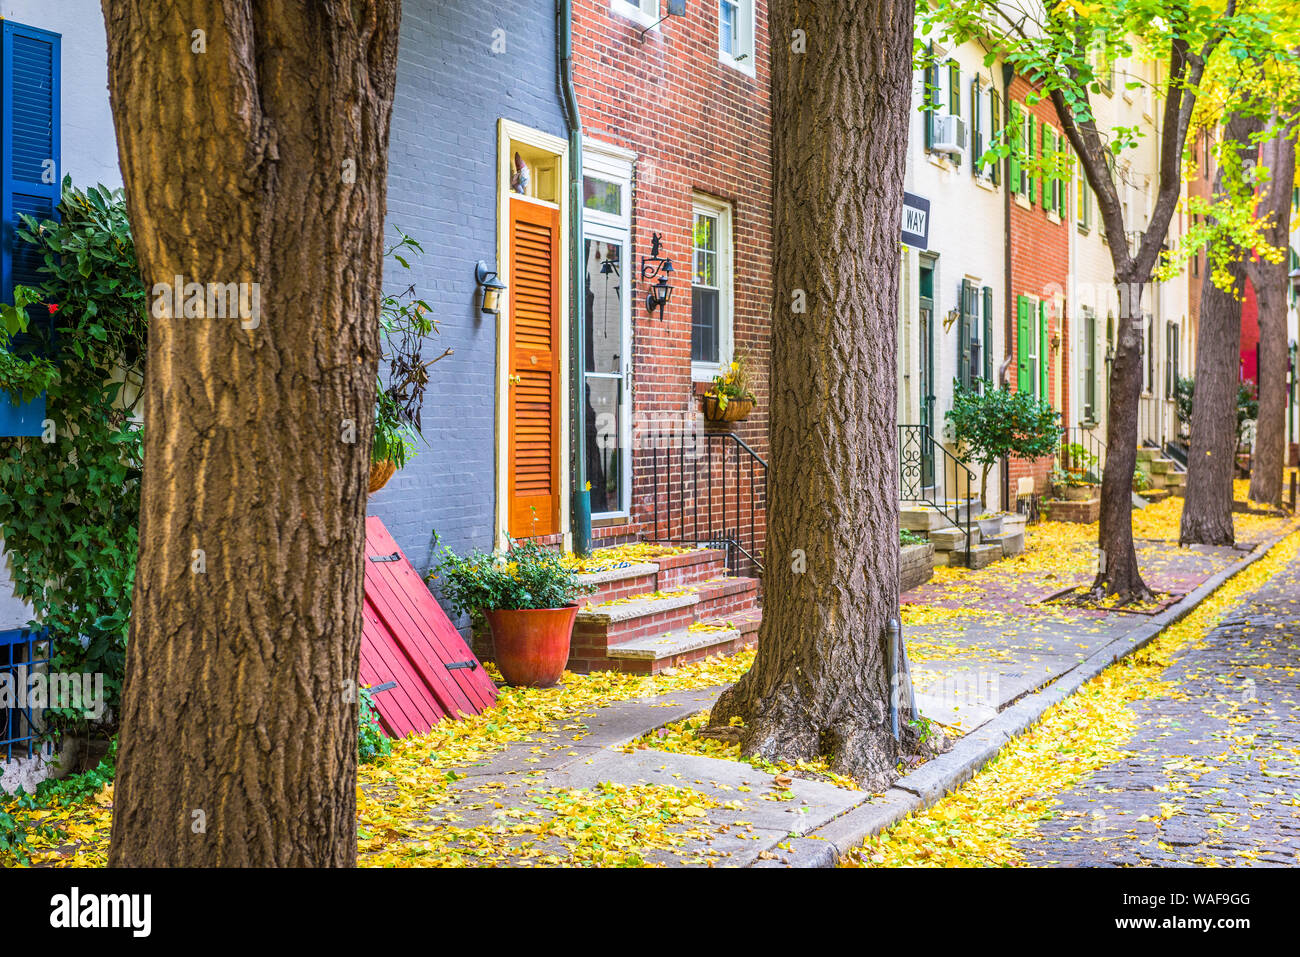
{"left": 1019, "top": 548, "right": 1300, "bottom": 867}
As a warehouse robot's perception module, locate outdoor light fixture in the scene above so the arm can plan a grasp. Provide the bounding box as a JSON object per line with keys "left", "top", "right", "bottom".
{"left": 640, "top": 233, "right": 675, "bottom": 320}
{"left": 475, "top": 261, "right": 507, "bottom": 315}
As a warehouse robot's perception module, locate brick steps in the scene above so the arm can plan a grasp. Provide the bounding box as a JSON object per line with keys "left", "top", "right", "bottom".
{"left": 566, "top": 545, "right": 759, "bottom": 675}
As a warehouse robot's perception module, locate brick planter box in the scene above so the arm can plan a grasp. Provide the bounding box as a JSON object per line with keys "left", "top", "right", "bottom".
{"left": 1044, "top": 497, "right": 1100, "bottom": 524}
{"left": 900, "top": 542, "right": 935, "bottom": 593}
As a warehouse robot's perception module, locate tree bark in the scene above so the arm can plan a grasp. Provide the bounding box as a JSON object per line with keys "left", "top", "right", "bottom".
{"left": 1245, "top": 117, "right": 1295, "bottom": 508}
{"left": 1046, "top": 22, "right": 1229, "bottom": 598}
{"left": 1181, "top": 113, "right": 1264, "bottom": 547}
{"left": 1091, "top": 278, "right": 1150, "bottom": 599}
{"left": 103, "top": 1, "right": 402, "bottom": 866}
{"left": 709, "top": 0, "right": 914, "bottom": 790}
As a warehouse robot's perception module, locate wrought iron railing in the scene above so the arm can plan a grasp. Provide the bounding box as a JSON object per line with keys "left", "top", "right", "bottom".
{"left": 1057, "top": 426, "right": 1106, "bottom": 483}
{"left": 649, "top": 432, "right": 766, "bottom": 578}
{"left": 899, "top": 424, "right": 975, "bottom": 565}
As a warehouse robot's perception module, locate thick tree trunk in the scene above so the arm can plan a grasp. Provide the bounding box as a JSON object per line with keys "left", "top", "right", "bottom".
{"left": 1181, "top": 113, "right": 1263, "bottom": 546}
{"left": 1092, "top": 279, "right": 1150, "bottom": 599}
{"left": 1246, "top": 118, "right": 1295, "bottom": 508}
{"left": 103, "top": 1, "right": 402, "bottom": 866}
{"left": 710, "top": 0, "right": 914, "bottom": 790}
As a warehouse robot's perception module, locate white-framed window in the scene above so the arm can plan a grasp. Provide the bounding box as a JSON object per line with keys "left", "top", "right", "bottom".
{"left": 612, "top": 0, "right": 659, "bottom": 28}
{"left": 718, "top": 0, "right": 756, "bottom": 75}
{"left": 691, "top": 194, "right": 733, "bottom": 381}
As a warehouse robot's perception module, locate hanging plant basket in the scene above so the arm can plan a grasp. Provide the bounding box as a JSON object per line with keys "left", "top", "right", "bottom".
{"left": 702, "top": 394, "right": 754, "bottom": 423}
{"left": 369, "top": 459, "right": 397, "bottom": 494}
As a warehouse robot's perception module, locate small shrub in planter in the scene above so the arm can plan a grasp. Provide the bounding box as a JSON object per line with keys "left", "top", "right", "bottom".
{"left": 946, "top": 382, "right": 1062, "bottom": 512}
{"left": 431, "top": 538, "right": 595, "bottom": 687}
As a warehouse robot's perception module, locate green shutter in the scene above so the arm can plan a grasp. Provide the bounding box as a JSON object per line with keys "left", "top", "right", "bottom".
{"left": 1040, "top": 122, "right": 1049, "bottom": 208}
{"left": 990, "top": 88, "right": 1002, "bottom": 186}
{"left": 971, "top": 76, "right": 982, "bottom": 176}
{"left": 1039, "top": 300, "right": 1051, "bottom": 405}
{"left": 1026, "top": 110, "right": 1035, "bottom": 206}
{"left": 1056, "top": 134, "right": 1067, "bottom": 218}
{"left": 958, "top": 280, "right": 973, "bottom": 390}
{"left": 982, "top": 286, "right": 995, "bottom": 384}
{"left": 949, "top": 62, "right": 961, "bottom": 118}
{"left": 1009, "top": 101, "right": 1022, "bottom": 193}
{"left": 1016, "top": 297, "right": 1032, "bottom": 392}
{"left": 924, "top": 42, "right": 936, "bottom": 152}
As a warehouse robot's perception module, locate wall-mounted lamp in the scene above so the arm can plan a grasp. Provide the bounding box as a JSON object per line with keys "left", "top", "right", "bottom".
{"left": 640, "top": 233, "right": 675, "bottom": 320}
{"left": 475, "top": 261, "right": 507, "bottom": 315}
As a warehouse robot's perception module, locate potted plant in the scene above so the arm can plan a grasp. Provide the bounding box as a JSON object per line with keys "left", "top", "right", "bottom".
{"left": 1052, "top": 443, "right": 1100, "bottom": 501}
{"left": 431, "top": 537, "right": 595, "bottom": 687}
{"left": 946, "top": 381, "right": 1062, "bottom": 523}
{"left": 369, "top": 232, "right": 450, "bottom": 494}
{"left": 702, "top": 355, "right": 757, "bottom": 422}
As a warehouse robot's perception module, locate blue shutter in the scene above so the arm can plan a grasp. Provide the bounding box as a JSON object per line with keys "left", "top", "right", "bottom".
{"left": 2, "top": 21, "right": 60, "bottom": 305}
{"left": 1, "top": 21, "right": 60, "bottom": 437}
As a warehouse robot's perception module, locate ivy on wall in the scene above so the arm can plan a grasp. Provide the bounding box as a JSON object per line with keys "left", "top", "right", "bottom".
{"left": 0, "top": 179, "right": 148, "bottom": 734}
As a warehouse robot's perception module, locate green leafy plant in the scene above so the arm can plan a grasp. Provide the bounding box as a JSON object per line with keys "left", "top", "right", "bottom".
{"left": 899, "top": 529, "right": 926, "bottom": 547}
{"left": 0, "top": 179, "right": 147, "bottom": 737}
{"left": 1174, "top": 375, "right": 1194, "bottom": 440}
{"left": 1174, "top": 375, "right": 1261, "bottom": 452}
{"left": 704, "top": 354, "right": 757, "bottom": 412}
{"left": 358, "top": 686, "right": 392, "bottom": 765}
{"left": 946, "top": 382, "right": 1063, "bottom": 507}
{"left": 1133, "top": 467, "right": 1151, "bottom": 492}
{"left": 373, "top": 232, "right": 449, "bottom": 471}
{"left": 430, "top": 536, "right": 595, "bottom": 619}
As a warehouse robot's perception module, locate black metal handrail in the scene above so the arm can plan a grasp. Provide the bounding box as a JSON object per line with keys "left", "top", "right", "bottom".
{"left": 649, "top": 431, "right": 766, "bottom": 578}
{"left": 1057, "top": 426, "right": 1106, "bottom": 483}
{"left": 899, "top": 424, "right": 975, "bottom": 566}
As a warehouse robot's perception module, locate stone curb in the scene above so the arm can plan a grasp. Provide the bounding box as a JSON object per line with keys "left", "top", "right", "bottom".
{"left": 792, "top": 523, "right": 1297, "bottom": 867}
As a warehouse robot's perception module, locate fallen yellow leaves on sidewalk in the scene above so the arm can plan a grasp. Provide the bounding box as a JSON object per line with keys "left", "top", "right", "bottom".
{"left": 843, "top": 528, "right": 1300, "bottom": 868}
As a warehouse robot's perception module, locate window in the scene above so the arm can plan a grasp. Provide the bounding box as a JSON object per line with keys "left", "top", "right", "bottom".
{"left": 613, "top": 0, "right": 659, "bottom": 23}
{"left": 1016, "top": 296, "right": 1045, "bottom": 402}
{"left": 1082, "top": 307, "right": 1097, "bottom": 420}
{"left": 1165, "top": 321, "right": 1180, "bottom": 399}
{"left": 718, "top": 0, "right": 755, "bottom": 73}
{"left": 691, "top": 196, "right": 732, "bottom": 379}
{"left": 971, "top": 76, "right": 999, "bottom": 184}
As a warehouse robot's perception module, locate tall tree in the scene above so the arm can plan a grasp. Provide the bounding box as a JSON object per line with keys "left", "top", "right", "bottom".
{"left": 709, "top": 0, "right": 916, "bottom": 789}
{"left": 103, "top": 0, "right": 402, "bottom": 866}
{"left": 921, "top": 0, "right": 1283, "bottom": 599}
{"left": 1245, "top": 117, "right": 1297, "bottom": 507}
{"left": 1181, "top": 113, "right": 1264, "bottom": 545}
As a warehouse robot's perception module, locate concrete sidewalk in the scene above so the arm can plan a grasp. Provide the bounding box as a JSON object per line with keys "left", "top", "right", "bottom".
{"left": 393, "top": 527, "right": 1295, "bottom": 867}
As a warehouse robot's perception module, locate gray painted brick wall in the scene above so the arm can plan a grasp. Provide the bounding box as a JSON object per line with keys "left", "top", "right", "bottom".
{"left": 369, "top": 1, "right": 567, "bottom": 583}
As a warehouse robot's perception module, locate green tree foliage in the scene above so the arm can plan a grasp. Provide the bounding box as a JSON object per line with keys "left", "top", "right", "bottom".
{"left": 946, "top": 382, "right": 1063, "bottom": 505}
{"left": 0, "top": 180, "right": 147, "bottom": 734}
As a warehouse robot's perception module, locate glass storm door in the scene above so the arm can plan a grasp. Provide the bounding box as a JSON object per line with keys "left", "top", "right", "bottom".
{"left": 583, "top": 233, "right": 630, "bottom": 517}
{"left": 919, "top": 296, "right": 936, "bottom": 489}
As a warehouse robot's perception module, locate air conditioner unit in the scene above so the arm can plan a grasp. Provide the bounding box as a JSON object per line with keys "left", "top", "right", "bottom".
{"left": 933, "top": 114, "right": 968, "bottom": 156}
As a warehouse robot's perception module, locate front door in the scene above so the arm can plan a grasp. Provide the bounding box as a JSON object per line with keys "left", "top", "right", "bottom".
{"left": 919, "top": 295, "right": 936, "bottom": 489}
{"left": 583, "top": 233, "right": 630, "bottom": 517}
{"left": 506, "top": 197, "right": 562, "bottom": 538}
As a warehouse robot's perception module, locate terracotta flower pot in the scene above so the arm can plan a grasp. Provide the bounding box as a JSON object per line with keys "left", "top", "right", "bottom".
{"left": 368, "top": 459, "right": 397, "bottom": 494}
{"left": 1062, "top": 484, "right": 1097, "bottom": 502}
{"left": 484, "top": 604, "right": 578, "bottom": 688}
{"left": 702, "top": 394, "right": 754, "bottom": 422}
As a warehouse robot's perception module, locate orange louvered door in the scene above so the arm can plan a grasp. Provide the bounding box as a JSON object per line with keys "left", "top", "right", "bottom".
{"left": 507, "top": 198, "right": 562, "bottom": 538}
